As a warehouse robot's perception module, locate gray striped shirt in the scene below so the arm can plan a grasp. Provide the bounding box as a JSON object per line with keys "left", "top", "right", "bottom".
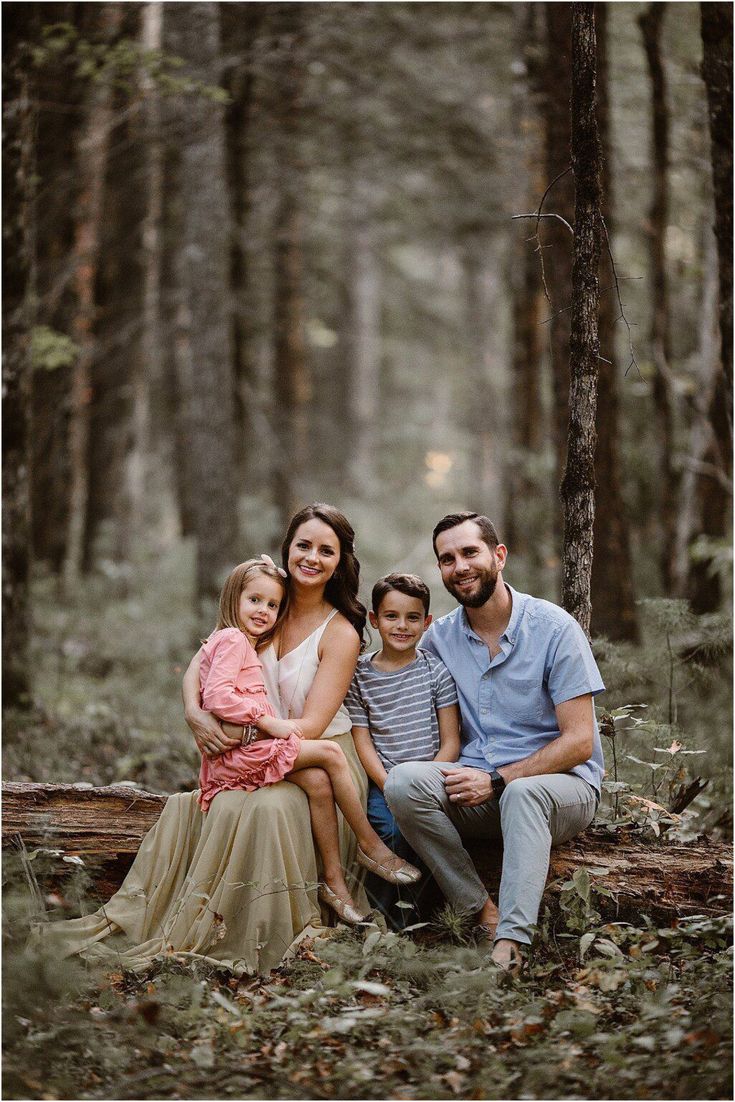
{"left": 345, "top": 649, "right": 458, "bottom": 769}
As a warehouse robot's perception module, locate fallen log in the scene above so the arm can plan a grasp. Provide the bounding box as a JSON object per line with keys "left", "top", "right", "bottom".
{"left": 3, "top": 782, "right": 732, "bottom": 924}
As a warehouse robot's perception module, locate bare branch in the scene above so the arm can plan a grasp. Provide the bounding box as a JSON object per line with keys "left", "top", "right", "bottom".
{"left": 512, "top": 212, "right": 574, "bottom": 235}
{"left": 600, "top": 217, "right": 640, "bottom": 377}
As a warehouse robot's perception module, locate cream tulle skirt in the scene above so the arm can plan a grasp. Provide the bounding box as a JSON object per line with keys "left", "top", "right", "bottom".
{"left": 33, "top": 731, "right": 368, "bottom": 975}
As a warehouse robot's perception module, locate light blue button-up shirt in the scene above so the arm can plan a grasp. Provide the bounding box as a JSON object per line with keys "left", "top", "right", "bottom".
{"left": 420, "top": 583, "right": 605, "bottom": 793}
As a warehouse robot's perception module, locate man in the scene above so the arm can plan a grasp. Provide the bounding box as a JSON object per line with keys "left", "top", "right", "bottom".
{"left": 384, "top": 512, "right": 604, "bottom": 972}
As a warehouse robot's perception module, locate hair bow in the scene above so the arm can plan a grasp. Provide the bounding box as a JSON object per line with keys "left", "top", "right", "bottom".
{"left": 260, "top": 552, "right": 287, "bottom": 578}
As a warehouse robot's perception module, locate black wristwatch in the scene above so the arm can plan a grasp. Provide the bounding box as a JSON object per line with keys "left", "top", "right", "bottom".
{"left": 489, "top": 769, "right": 506, "bottom": 800}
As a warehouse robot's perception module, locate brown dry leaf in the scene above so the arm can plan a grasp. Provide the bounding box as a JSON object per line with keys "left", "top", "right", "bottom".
{"left": 315, "top": 1059, "right": 332, "bottom": 1078}
{"left": 510, "top": 1020, "right": 544, "bottom": 1045}
{"left": 136, "top": 999, "right": 161, "bottom": 1025}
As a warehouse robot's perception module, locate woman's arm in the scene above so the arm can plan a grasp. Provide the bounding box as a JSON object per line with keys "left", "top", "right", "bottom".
{"left": 297, "top": 617, "right": 361, "bottom": 740}
{"left": 352, "top": 726, "right": 389, "bottom": 789}
{"left": 434, "top": 703, "right": 461, "bottom": 762}
{"left": 182, "top": 649, "right": 242, "bottom": 757}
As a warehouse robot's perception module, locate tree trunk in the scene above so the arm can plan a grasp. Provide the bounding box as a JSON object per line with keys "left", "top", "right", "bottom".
{"left": 590, "top": 3, "right": 639, "bottom": 643}
{"left": 84, "top": 9, "right": 147, "bottom": 571}
{"left": 346, "top": 200, "right": 382, "bottom": 493}
{"left": 2, "top": 13, "right": 36, "bottom": 708}
{"left": 167, "top": 3, "right": 238, "bottom": 609}
{"left": 462, "top": 237, "right": 500, "bottom": 514}
{"left": 272, "top": 7, "right": 310, "bottom": 527}
{"left": 222, "top": 3, "right": 263, "bottom": 481}
{"left": 561, "top": 3, "right": 602, "bottom": 637}
{"left": 542, "top": 3, "right": 575, "bottom": 566}
{"left": 639, "top": 3, "right": 677, "bottom": 594}
{"left": 123, "top": 1, "right": 164, "bottom": 551}
{"left": 693, "top": 2, "right": 733, "bottom": 613}
{"left": 505, "top": 3, "right": 546, "bottom": 580}
{"left": 63, "top": 3, "right": 124, "bottom": 588}
{"left": 4, "top": 782, "right": 731, "bottom": 925}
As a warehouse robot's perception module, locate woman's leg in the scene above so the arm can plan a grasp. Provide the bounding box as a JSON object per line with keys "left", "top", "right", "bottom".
{"left": 289, "top": 742, "right": 408, "bottom": 868}
{"left": 287, "top": 767, "right": 354, "bottom": 903}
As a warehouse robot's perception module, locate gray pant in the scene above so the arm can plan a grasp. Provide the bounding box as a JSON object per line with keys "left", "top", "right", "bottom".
{"left": 384, "top": 763, "right": 598, "bottom": 945}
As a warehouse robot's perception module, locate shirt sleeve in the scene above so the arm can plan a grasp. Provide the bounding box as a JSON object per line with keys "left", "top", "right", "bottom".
{"left": 430, "top": 656, "right": 459, "bottom": 709}
{"left": 547, "top": 617, "right": 605, "bottom": 706}
{"left": 201, "top": 630, "right": 270, "bottom": 724}
{"left": 344, "top": 671, "right": 369, "bottom": 727}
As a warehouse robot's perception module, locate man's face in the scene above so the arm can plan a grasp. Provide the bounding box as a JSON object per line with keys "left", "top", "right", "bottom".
{"left": 435, "top": 520, "right": 506, "bottom": 608}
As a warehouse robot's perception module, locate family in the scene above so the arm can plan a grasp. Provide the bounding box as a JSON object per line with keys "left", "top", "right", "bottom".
{"left": 40, "top": 502, "right": 605, "bottom": 976}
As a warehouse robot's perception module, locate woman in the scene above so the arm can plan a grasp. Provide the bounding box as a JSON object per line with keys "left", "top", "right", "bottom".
{"left": 37, "top": 504, "right": 373, "bottom": 975}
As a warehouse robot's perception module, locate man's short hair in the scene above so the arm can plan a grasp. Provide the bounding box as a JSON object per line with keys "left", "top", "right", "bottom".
{"left": 372, "top": 572, "right": 431, "bottom": 615}
{"left": 432, "top": 512, "right": 500, "bottom": 558}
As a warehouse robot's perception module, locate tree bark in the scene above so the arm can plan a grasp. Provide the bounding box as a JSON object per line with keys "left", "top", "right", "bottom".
{"left": 346, "top": 197, "right": 382, "bottom": 493}
{"left": 693, "top": 2, "right": 733, "bottom": 613}
{"left": 271, "top": 6, "right": 310, "bottom": 527}
{"left": 505, "top": 3, "right": 546, "bottom": 581}
{"left": 561, "top": 3, "right": 602, "bottom": 637}
{"left": 638, "top": 3, "right": 677, "bottom": 594}
{"left": 590, "top": 3, "right": 639, "bottom": 643}
{"left": 222, "top": 3, "right": 264, "bottom": 481}
{"left": 166, "top": 3, "right": 238, "bottom": 608}
{"left": 63, "top": 3, "right": 124, "bottom": 588}
{"left": 462, "top": 237, "right": 500, "bottom": 514}
{"left": 2, "top": 12, "right": 36, "bottom": 707}
{"left": 123, "top": 1, "right": 164, "bottom": 551}
{"left": 4, "top": 783, "right": 730, "bottom": 925}
{"left": 542, "top": 3, "right": 575, "bottom": 566}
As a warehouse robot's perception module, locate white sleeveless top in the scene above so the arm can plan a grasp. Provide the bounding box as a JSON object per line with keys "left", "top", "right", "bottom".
{"left": 259, "top": 608, "right": 352, "bottom": 739}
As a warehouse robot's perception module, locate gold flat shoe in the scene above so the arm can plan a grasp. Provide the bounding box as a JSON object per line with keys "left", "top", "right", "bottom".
{"left": 356, "top": 847, "right": 422, "bottom": 885}
{"left": 318, "top": 882, "right": 369, "bottom": 925}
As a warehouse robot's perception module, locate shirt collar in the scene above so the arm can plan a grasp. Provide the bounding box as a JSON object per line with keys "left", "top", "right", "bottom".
{"left": 460, "top": 581, "right": 526, "bottom": 647}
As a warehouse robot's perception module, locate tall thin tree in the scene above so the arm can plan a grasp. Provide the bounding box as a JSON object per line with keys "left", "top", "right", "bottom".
{"left": 561, "top": 2, "right": 603, "bottom": 636}
{"left": 590, "top": 2, "right": 639, "bottom": 642}
{"left": 639, "top": 3, "right": 677, "bottom": 592}
{"left": 2, "top": 10, "right": 36, "bottom": 705}
{"left": 63, "top": 3, "right": 124, "bottom": 587}
{"left": 167, "top": 3, "right": 238, "bottom": 608}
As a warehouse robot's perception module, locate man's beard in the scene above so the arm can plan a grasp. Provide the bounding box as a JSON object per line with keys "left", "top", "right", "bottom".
{"left": 447, "top": 568, "right": 498, "bottom": 608}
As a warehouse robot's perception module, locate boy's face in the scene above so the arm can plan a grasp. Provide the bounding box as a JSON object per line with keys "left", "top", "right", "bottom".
{"left": 369, "top": 591, "right": 432, "bottom": 654}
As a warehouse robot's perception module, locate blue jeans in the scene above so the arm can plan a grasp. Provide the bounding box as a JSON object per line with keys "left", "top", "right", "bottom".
{"left": 365, "top": 783, "right": 433, "bottom": 929}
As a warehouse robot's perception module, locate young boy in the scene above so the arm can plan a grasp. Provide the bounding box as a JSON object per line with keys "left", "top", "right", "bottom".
{"left": 345, "top": 572, "right": 460, "bottom": 926}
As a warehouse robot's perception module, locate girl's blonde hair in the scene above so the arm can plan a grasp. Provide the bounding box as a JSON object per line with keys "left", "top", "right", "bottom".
{"left": 215, "top": 559, "right": 288, "bottom": 650}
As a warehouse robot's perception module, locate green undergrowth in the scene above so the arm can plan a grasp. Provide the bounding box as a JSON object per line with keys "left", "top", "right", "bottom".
{"left": 3, "top": 898, "right": 732, "bottom": 1101}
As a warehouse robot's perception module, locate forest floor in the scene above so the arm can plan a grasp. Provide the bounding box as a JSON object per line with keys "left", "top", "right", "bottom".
{"left": 3, "top": 548, "right": 733, "bottom": 1101}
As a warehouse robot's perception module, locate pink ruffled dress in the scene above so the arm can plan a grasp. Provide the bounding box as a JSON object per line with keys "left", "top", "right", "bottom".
{"left": 197, "top": 628, "right": 301, "bottom": 812}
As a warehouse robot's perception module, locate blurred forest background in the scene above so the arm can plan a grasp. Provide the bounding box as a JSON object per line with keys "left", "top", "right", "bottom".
{"left": 2, "top": 0, "right": 732, "bottom": 798}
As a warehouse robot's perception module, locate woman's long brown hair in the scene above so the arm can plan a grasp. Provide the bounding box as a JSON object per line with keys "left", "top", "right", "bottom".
{"left": 281, "top": 503, "right": 367, "bottom": 649}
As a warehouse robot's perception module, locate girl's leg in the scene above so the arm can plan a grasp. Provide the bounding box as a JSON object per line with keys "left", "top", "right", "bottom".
{"left": 288, "top": 767, "right": 355, "bottom": 903}
{"left": 289, "top": 742, "right": 408, "bottom": 869}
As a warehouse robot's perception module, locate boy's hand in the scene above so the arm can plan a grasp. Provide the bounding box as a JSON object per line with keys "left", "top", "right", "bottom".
{"left": 261, "top": 716, "right": 303, "bottom": 740}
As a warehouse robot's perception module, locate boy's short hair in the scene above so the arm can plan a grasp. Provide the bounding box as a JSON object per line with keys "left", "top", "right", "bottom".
{"left": 432, "top": 511, "right": 500, "bottom": 557}
{"left": 372, "top": 572, "right": 431, "bottom": 615}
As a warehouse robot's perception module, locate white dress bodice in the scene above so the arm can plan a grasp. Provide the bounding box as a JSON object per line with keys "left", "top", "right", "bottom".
{"left": 260, "top": 608, "right": 352, "bottom": 739}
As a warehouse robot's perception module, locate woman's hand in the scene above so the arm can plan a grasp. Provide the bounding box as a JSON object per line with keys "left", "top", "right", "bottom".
{"left": 259, "top": 715, "right": 304, "bottom": 740}
{"left": 187, "top": 707, "right": 241, "bottom": 758}
{"left": 182, "top": 650, "right": 241, "bottom": 758}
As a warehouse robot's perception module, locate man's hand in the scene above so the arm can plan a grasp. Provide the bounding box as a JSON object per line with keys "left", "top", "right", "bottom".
{"left": 186, "top": 708, "right": 241, "bottom": 759}
{"left": 441, "top": 766, "right": 494, "bottom": 806}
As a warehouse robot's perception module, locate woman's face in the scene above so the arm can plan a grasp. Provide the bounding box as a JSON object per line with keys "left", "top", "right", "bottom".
{"left": 287, "top": 519, "right": 341, "bottom": 589}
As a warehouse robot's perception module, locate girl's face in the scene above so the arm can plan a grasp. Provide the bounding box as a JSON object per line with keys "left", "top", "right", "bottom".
{"left": 287, "top": 519, "right": 341, "bottom": 589}
{"left": 238, "top": 574, "right": 284, "bottom": 639}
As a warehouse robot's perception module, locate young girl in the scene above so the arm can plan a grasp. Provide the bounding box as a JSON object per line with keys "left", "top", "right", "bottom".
{"left": 196, "top": 555, "right": 421, "bottom": 925}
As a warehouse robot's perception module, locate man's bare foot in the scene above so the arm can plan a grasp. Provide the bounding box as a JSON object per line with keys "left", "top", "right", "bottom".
{"left": 491, "top": 938, "right": 523, "bottom": 975}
